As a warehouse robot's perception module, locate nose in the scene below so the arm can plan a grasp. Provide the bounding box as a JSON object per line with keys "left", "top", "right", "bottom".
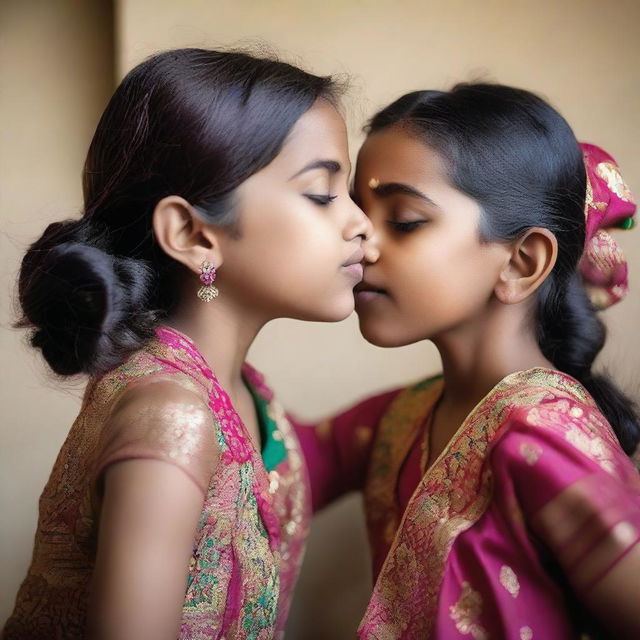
{"left": 363, "top": 232, "right": 380, "bottom": 264}
{"left": 343, "top": 197, "right": 373, "bottom": 243}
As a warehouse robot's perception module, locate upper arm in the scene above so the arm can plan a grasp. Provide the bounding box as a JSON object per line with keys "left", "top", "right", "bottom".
{"left": 87, "top": 380, "right": 220, "bottom": 638}
{"left": 291, "top": 388, "right": 401, "bottom": 510}
{"left": 495, "top": 403, "right": 640, "bottom": 635}
{"left": 88, "top": 458, "right": 204, "bottom": 640}
{"left": 97, "top": 379, "right": 220, "bottom": 495}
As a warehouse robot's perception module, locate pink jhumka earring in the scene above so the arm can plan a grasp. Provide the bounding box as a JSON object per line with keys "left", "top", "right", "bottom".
{"left": 197, "top": 260, "right": 219, "bottom": 302}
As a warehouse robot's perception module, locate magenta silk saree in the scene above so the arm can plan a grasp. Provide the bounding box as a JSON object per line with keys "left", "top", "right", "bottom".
{"left": 4, "top": 327, "right": 310, "bottom": 640}
{"left": 295, "top": 368, "right": 640, "bottom": 639}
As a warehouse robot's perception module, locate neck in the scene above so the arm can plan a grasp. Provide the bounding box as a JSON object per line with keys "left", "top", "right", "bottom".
{"left": 166, "top": 292, "right": 267, "bottom": 405}
{"left": 434, "top": 300, "right": 553, "bottom": 415}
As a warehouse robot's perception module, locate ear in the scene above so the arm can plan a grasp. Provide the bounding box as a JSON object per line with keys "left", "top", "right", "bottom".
{"left": 495, "top": 227, "right": 558, "bottom": 304}
{"left": 152, "top": 196, "right": 224, "bottom": 274}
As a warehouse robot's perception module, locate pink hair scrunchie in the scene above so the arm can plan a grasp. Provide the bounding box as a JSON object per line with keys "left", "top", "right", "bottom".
{"left": 579, "top": 142, "right": 636, "bottom": 310}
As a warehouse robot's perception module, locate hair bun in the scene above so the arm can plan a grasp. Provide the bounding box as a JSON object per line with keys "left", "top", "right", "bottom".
{"left": 18, "top": 221, "right": 157, "bottom": 376}
{"left": 26, "top": 242, "right": 116, "bottom": 375}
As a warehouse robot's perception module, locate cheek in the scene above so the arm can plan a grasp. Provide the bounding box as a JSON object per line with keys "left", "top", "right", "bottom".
{"left": 221, "top": 213, "right": 350, "bottom": 313}
{"left": 230, "top": 239, "right": 313, "bottom": 291}
{"left": 236, "top": 207, "right": 313, "bottom": 271}
{"left": 415, "top": 247, "right": 496, "bottom": 309}
{"left": 429, "top": 241, "right": 493, "bottom": 285}
{"left": 261, "top": 221, "right": 340, "bottom": 284}
{"left": 378, "top": 238, "right": 500, "bottom": 328}
{"left": 258, "top": 199, "right": 338, "bottom": 258}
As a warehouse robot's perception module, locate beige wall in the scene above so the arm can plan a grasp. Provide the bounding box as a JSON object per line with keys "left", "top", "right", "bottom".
{"left": 2, "top": 0, "right": 639, "bottom": 635}
{"left": 0, "top": 0, "right": 114, "bottom": 622}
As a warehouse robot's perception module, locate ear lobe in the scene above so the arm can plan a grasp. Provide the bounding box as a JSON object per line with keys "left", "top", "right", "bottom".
{"left": 495, "top": 227, "right": 558, "bottom": 304}
{"left": 152, "top": 196, "right": 223, "bottom": 273}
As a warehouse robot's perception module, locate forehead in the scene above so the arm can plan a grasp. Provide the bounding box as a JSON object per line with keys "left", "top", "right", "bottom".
{"left": 273, "top": 99, "right": 349, "bottom": 170}
{"left": 356, "top": 126, "right": 447, "bottom": 185}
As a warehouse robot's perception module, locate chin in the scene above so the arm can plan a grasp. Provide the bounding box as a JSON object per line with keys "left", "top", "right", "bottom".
{"left": 357, "top": 317, "right": 413, "bottom": 348}
{"left": 298, "top": 297, "right": 355, "bottom": 323}
{"left": 328, "top": 291, "right": 357, "bottom": 321}
{"left": 326, "top": 300, "right": 355, "bottom": 322}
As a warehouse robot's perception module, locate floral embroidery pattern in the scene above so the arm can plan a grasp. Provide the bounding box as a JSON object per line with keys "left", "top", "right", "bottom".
{"left": 596, "top": 161, "right": 634, "bottom": 202}
{"left": 5, "top": 327, "right": 310, "bottom": 640}
{"left": 499, "top": 565, "right": 520, "bottom": 598}
{"left": 449, "top": 582, "right": 488, "bottom": 640}
{"left": 525, "top": 394, "right": 619, "bottom": 476}
{"left": 359, "top": 368, "right": 603, "bottom": 639}
{"left": 365, "top": 375, "right": 444, "bottom": 550}
{"left": 519, "top": 440, "right": 543, "bottom": 465}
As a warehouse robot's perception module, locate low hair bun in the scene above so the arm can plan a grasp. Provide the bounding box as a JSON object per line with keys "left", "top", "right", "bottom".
{"left": 17, "top": 220, "right": 158, "bottom": 376}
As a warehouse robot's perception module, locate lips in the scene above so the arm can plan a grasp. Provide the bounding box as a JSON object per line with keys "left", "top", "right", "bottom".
{"left": 354, "top": 281, "right": 387, "bottom": 295}
{"left": 341, "top": 247, "right": 365, "bottom": 282}
{"left": 342, "top": 247, "right": 365, "bottom": 268}
{"left": 354, "top": 281, "right": 388, "bottom": 302}
{"left": 343, "top": 262, "right": 364, "bottom": 281}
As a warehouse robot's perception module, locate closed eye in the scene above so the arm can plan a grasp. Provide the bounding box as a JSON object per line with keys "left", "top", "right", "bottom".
{"left": 387, "top": 220, "right": 426, "bottom": 233}
{"left": 305, "top": 194, "right": 338, "bottom": 206}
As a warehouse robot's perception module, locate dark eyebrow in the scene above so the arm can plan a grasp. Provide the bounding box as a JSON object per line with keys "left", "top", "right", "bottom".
{"left": 290, "top": 159, "right": 341, "bottom": 180}
{"left": 372, "top": 181, "right": 438, "bottom": 207}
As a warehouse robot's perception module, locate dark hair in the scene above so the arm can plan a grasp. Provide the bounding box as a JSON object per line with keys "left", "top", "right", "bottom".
{"left": 367, "top": 83, "right": 640, "bottom": 454}
{"left": 17, "top": 48, "right": 339, "bottom": 376}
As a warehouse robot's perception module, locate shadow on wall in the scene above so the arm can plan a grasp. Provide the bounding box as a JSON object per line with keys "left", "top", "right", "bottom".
{"left": 286, "top": 494, "right": 372, "bottom": 640}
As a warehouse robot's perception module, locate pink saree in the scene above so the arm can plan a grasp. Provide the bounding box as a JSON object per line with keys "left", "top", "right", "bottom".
{"left": 4, "top": 326, "right": 310, "bottom": 639}
{"left": 295, "top": 368, "right": 640, "bottom": 639}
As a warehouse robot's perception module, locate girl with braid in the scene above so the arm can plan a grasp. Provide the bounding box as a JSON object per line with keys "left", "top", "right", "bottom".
{"left": 295, "top": 84, "right": 640, "bottom": 638}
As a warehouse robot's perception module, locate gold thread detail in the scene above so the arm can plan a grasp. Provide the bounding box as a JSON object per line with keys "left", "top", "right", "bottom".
{"left": 499, "top": 565, "right": 520, "bottom": 598}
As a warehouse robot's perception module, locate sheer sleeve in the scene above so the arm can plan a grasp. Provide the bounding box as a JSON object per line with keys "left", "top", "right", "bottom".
{"left": 291, "top": 388, "right": 402, "bottom": 511}
{"left": 494, "top": 399, "right": 640, "bottom": 594}
{"left": 95, "top": 378, "right": 220, "bottom": 497}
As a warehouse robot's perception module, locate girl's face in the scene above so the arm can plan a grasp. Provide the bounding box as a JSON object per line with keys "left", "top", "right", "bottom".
{"left": 352, "top": 126, "right": 508, "bottom": 347}
{"left": 217, "top": 99, "right": 370, "bottom": 322}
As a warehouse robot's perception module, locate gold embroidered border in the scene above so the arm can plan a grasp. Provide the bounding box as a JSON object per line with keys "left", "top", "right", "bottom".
{"left": 360, "top": 368, "right": 594, "bottom": 638}
{"left": 364, "top": 376, "right": 444, "bottom": 548}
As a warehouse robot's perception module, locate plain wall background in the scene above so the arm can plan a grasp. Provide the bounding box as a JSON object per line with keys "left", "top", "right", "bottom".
{"left": 2, "top": 1, "right": 639, "bottom": 636}
{"left": 0, "top": 0, "right": 115, "bottom": 622}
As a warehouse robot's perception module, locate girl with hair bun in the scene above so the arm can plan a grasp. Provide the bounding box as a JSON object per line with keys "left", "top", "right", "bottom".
{"left": 295, "top": 84, "right": 640, "bottom": 638}
{"left": 4, "top": 48, "right": 370, "bottom": 639}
